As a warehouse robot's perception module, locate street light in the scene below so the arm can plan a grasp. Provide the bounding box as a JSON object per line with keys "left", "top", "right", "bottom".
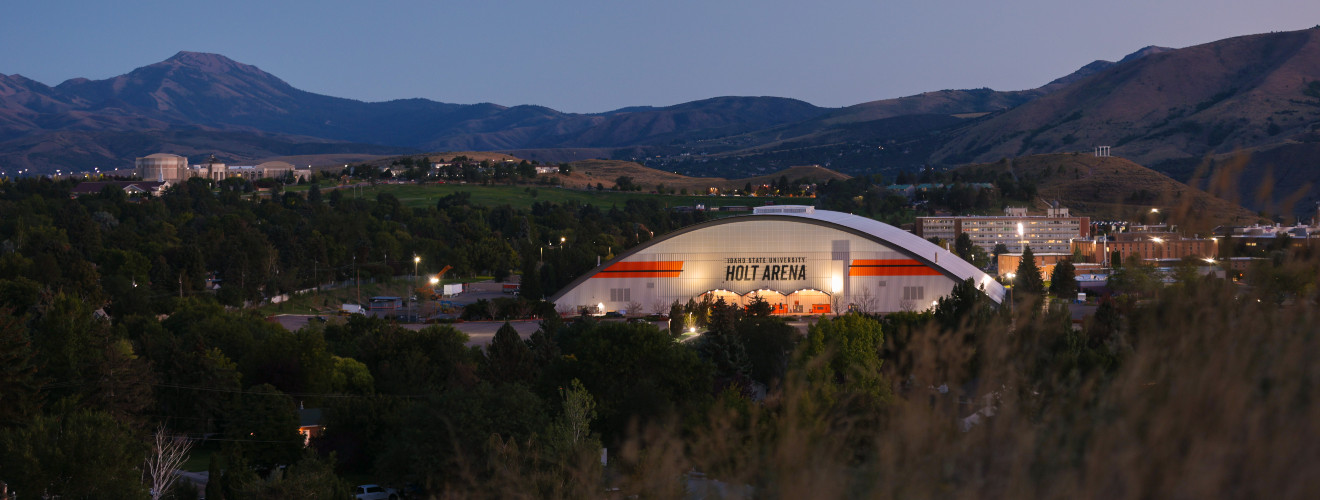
{"left": 413, "top": 255, "right": 421, "bottom": 288}
{"left": 1004, "top": 272, "right": 1016, "bottom": 312}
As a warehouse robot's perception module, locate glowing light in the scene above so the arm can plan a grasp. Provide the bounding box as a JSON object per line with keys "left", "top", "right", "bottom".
{"left": 830, "top": 274, "right": 843, "bottom": 294}
{"left": 429, "top": 277, "right": 439, "bottom": 285}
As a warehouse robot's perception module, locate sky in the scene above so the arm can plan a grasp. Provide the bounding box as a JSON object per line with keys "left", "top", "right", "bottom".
{"left": 3, "top": 1, "right": 1319, "bottom": 113}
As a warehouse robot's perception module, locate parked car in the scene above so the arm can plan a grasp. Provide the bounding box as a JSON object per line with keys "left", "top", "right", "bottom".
{"left": 354, "top": 484, "right": 398, "bottom": 500}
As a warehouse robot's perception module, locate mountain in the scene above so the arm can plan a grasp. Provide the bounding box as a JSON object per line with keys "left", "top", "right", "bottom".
{"left": 3, "top": 29, "right": 1317, "bottom": 215}
{"left": 954, "top": 154, "right": 1261, "bottom": 233}
{"left": 0, "top": 52, "right": 828, "bottom": 172}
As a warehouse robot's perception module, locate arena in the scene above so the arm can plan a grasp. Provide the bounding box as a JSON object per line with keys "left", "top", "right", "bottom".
{"left": 550, "top": 206, "right": 1005, "bottom": 316}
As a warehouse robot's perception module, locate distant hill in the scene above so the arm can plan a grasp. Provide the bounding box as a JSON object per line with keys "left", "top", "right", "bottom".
{"left": 955, "top": 153, "right": 1262, "bottom": 233}
{"left": 547, "top": 158, "right": 849, "bottom": 194}
{"left": 930, "top": 28, "right": 1320, "bottom": 216}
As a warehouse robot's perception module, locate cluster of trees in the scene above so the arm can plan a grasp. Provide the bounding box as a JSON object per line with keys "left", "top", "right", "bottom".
{"left": 3, "top": 172, "right": 1318, "bottom": 497}
{"left": 0, "top": 175, "right": 705, "bottom": 311}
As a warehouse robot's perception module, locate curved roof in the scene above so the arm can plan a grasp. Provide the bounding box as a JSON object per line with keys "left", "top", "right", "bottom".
{"left": 550, "top": 209, "right": 1005, "bottom": 304}
{"left": 142, "top": 153, "right": 185, "bottom": 159}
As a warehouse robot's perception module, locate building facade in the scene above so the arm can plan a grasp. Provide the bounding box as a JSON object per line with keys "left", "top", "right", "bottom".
{"left": 135, "top": 153, "right": 190, "bottom": 182}
{"left": 551, "top": 207, "right": 1004, "bottom": 316}
{"left": 1072, "top": 233, "right": 1219, "bottom": 265}
{"left": 915, "top": 206, "right": 1090, "bottom": 254}
{"left": 136, "top": 153, "right": 310, "bottom": 182}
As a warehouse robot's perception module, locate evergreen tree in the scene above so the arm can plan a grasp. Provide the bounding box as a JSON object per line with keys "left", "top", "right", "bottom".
{"left": 483, "top": 322, "right": 536, "bottom": 385}
{"left": 0, "top": 309, "right": 41, "bottom": 427}
{"left": 1014, "top": 246, "right": 1046, "bottom": 296}
{"left": 518, "top": 256, "right": 543, "bottom": 301}
{"left": 668, "top": 300, "right": 685, "bottom": 337}
{"left": 207, "top": 455, "right": 226, "bottom": 500}
{"left": 954, "top": 233, "right": 975, "bottom": 261}
{"left": 307, "top": 183, "right": 322, "bottom": 204}
{"left": 1049, "top": 260, "right": 1078, "bottom": 298}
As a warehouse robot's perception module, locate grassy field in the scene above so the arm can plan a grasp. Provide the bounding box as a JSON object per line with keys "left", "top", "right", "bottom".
{"left": 296, "top": 182, "right": 810, "bottom": 211}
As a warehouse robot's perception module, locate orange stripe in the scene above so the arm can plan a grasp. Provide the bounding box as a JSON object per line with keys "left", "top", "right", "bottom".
{"left": 851, "top": 259, "right": 923, "bottom": 267}
{"left": 849, "top": 259, "right": 942, "bottom": 276}
{"left": 592, "top": 260, "right": 684, "bottom": 279}
{"left": 850, "top": 267, "right": 943, "bottom": 276}
{"left": 603, "top": 261, "right": 684, "bottom": 272}
{"left": 595, "top": 271, "right": 682, "bottom": 278}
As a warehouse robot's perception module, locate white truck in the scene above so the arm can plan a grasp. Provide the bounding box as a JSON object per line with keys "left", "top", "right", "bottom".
{"left": 340, "top": 304, "right": 364, "bottom": 315}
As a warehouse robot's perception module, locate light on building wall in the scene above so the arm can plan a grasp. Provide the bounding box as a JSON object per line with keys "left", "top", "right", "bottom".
{"left": 831, "top": 274, "right": 843, "bottom": 294}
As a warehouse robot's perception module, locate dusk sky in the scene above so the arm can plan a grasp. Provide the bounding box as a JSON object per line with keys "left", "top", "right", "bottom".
{"left": 3, "top": 1, "right": 1318, "bottom": 113}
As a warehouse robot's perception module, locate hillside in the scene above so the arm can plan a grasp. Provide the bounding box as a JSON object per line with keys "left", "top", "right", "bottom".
{"left": 932, "top": 28, "right": 1320, "bottom": 183}
{"left": 956, "top": 154, "right": 1262, "bottom": 233}
{"left": 524, "top": 158, "right": 849, "bottom": 194}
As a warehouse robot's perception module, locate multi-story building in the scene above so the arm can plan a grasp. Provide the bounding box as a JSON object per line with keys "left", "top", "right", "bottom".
{"left": 915, "top": 205, "right": 1090, "bottom": 254}
{"left": 1071, "top": 233, "right": 1219, "bottom": 265}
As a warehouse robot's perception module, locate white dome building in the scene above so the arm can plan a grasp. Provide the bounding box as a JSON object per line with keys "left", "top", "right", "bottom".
{"left": 551, "top": 206, "right": 1004, "bottom": 316}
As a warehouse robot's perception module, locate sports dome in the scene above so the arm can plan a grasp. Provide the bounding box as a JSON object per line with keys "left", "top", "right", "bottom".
{"left": 550, "top": 206, "right": 1004, "bottom": 316}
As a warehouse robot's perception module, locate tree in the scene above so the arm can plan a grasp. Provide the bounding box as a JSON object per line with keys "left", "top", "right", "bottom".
{"left": 483, "top": 322, "right": 537, "bottom": 385}
{"left": 544, "top": 378, "right": 600, "bottom": 461}
{"left": 231, "top": 453, "right": 352, "bottom": 499}
{"left": 668, "top": 301, "right": 685, "bottom": 337}
{"left": 225, "top": 384, "right": 302, "bottom": 474}
{"left": 0, "top": 409, "right": 148, "bottom": 499}
{"left": 734, "top": 316, "right": 800, "bottom": 386}
{"left": 954, "top": 233, "right": 975, "bottom": 261}
{"left": 207, "top": 455, "right": 226, "bottom": 500}
{"left": 1014, "top": 245, "right": 1045, "bottom": 296}
{"left": 307, "top": 183, "right": 322, "bottom": 204}
{"left": 557, "top": 321, "right": 712, "bottom": 443}
{"left": 0, "top": 308, "right": 41, "bottom": 427}
{"left": 795, "top": 313, "right": 892, "bottom": 414}
{"left": 145, "top": 426, "right": 195, "bottom": 500}
{"left": 1049, "top": 260, "right": 1078, "bottom": 298}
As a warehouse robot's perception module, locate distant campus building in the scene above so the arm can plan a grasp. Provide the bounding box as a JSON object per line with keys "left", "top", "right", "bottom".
{"left": 135, "top": 153, "right": 310, "bottom": 182}
{"left": 914, "top": 205, "right": 1090, "bottom": 254}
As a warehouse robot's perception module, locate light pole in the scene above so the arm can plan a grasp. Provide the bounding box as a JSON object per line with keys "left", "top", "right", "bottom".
{"left": 1005, "top": 272, "right": 1016, "bottom": 313}
{"left": 412, "top": 255, "right": 421, "bottom": 322}
{"left": 413, "top": 255, "right": 421, "bottom": 289}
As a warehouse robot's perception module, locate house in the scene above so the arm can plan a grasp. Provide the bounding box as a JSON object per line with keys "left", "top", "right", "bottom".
{"left": 298, "top": 407, "right": 323, "bottom": 446}
{"left": 70, "top": 180, "right": 170, "bottom": 198}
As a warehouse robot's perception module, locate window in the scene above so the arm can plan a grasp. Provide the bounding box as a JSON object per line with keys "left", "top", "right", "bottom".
{"left": 610, "top": 288, "right": 631, "bottom": 302}
{"left": 902, "top": 286, "right": 925, "bottom": 300}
